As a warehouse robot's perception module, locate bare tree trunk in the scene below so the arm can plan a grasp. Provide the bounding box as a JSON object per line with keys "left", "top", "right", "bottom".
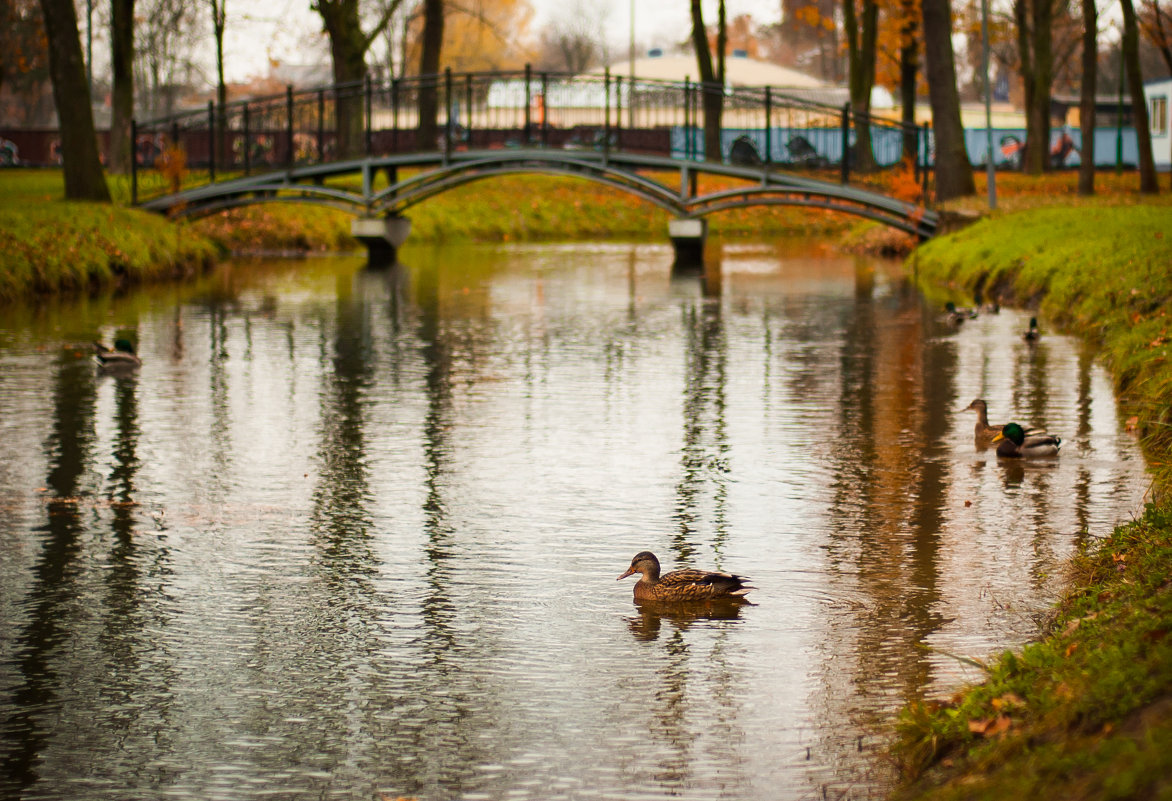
{"left": 1078, "top": 0, "right": 1096, "bottom": 195}
{"left": 690, "top": 0, "right": 725, "bottom": 162}
{"left": 314, "top": 0, "right": 404, "bottom": 157}
{"left": 1121, "top": 0, "right": 1159, "bottom": 192}
{"left": 39, "top": 0, "right": 110, "bottom": 200}
{"left": 899, "top": 0, "right": 920, "bottom": 162}
{"left": 417, "top": 0, "right": 445, "bottom": 151}
{"left": 845, "top": 0, "right": 879, "bottom": 171}
{"left": 921, "top": 0, "right": 975, "bottom": 200}
{"left": 210, "top": 0, "right": 227, "bottom": 166}
{"left": 1016, "top": 0, "right": 1054, "bottom": 174}
{"left": 109, "top": 0, "right": 135, "bottom": 174}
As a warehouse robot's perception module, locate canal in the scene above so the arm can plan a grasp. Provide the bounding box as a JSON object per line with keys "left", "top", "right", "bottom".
{"left": 0, "top": 239, "right": 1149, "bottom": 800}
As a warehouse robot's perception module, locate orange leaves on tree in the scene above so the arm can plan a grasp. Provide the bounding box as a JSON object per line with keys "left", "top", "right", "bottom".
{"left": 881, "top": 156, "right": 923, "bottom": 203}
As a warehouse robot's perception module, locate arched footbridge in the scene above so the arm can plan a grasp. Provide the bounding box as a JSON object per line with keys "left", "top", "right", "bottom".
{"left": 132, "top": 68, "right": 940, "bottom": 258}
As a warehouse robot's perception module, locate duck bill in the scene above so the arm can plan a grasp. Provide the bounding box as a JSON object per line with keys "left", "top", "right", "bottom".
{"left": 991, "top": 432, "right": 1004, "bottom": 443}
{"left": 617, "top": 567, "right": 636, "bottom": 581}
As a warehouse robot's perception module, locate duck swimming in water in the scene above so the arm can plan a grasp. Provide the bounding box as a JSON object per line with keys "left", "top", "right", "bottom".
{"left": 1023, "top": 317, "right": 1041, "bottom": 342}
{"left": 93, "top": 339, "right": 142, "bottom": 369}
{"left": 992, "top": 422, "right": 1062, "bottom": 458}
{"left": 961, "top": 399, "right": 1004, "bottom": 442}
{"left": 618, "top": 551, "right": 754, "bottom": 602}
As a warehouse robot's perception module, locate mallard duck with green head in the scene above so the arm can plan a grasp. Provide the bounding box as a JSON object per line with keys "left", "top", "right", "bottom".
{"left": 618, "top": 551, "right": 753, "bottom": 603}
{"left": 943, "top": 302, "right": 976, "bottom": 325}
{"left": 93, "top": 339, "right": 142, "bottom": 369}
{"left": 992, "top": 422, "right": 1061, "bottom": 458}
{"left": 1023, "top": 317, "right": 1040, "bottom": 341}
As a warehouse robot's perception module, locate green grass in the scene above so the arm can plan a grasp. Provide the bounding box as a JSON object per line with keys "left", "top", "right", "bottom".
{"left": 895, "top": 202, "right": 1172, "bottom": 801}
{"left": 186, "top": 170, "right": 853, "bottom": 252}
{"left": 1, "top": 169, "right": 854, "bottom": 300}
{"left": 0, "top": 170, "right": 217, "bottom": 302}
{"left": 910, "top": 205, "right": 1172, "bottom": 467}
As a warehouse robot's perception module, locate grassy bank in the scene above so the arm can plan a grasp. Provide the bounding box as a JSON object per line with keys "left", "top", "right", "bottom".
{"left": 1, "top": 168, "right": 854, "bottom": 300}
{"left": 0, "top": 171, "right": 218, "bottom": 302}
{"left": 188, "top": 170, "right": 855, "bottom": 253}
{"left": 894, "top": 202, "right": 1172, "bottom": 801}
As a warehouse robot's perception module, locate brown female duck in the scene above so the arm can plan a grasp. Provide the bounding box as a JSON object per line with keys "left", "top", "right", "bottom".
{"left": 961, "top": 399, "right": 1043, "bottom": 445}
{"left": 961, "top": 399, "right": 1005, "bottom": 441}
{"left": 618, "top": 551, "right": 754, "bottom": 602}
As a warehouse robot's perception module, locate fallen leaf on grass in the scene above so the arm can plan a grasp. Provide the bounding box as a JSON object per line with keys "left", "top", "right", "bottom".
{"left": 968, "top": 715, "right": 1012, "bottom": 737}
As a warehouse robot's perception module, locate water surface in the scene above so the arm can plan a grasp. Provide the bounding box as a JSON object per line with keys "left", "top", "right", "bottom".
{"left": 0, "top": 239, "right": 1148, "bottom": 800}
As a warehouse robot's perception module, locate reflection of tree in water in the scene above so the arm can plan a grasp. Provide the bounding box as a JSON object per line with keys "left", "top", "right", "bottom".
{"left": 310, "top": 271, "right": 376, "bottom": 566}
{"left": 628, "top": 263, "right": 749, "bottom": 797}
{"left": 401, "top": 259, "right": 497, "bottom": 798}
{"left": 2, "top": 351, "right": 96, "bottom": 794}
{"left": 814, "top": 266, "right": 952, "bottom": 794}
{"left": 672, "top": 284, "right": 731, "bottom": 567}
{"left": 98, "top": 359, "right": 178, "bottom": 763}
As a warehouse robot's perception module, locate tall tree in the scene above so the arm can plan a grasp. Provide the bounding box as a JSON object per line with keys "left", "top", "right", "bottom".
{"left": 209, "top": 0, "right": 227, "bottom": 165}
{"left": 137, "top": 0, "right": 199, "bottom": 117}
{"left": 921, "top": 0, "right": 975, "bottom": 199}
{"left": 38, "top": 0, "right": 110, "bottom": 200}
{"left": 1121, "top": 0, "right": 1160, "bottom": 192}
{"left": 1014, "top": 0, "right": 1057, "bottom": 173}
{"left": 0, "top": 0, "right": 53, "bottom": 126}
{"left": 1077, "top": 0, "right": 1096, "bottom": 195}
{"left": 690, "top": 0, "right": 726, "bottom": 162}
{"left": 844, "top": 0, "right": 879, "bottom": 171}
{"left": 312, "top": 0, "right": 405, "bottom": 157}
{"left": 416, "top": 0, "right": 444, "bottom": 151}
{"left": 897, "top": 0, "right": 920, "bottom": 162}
{"left": 1139, "top": 0, "right": 1172, "bottom": 74}
{"left": 109, "top": 0, "right": 135, "bottom": 173}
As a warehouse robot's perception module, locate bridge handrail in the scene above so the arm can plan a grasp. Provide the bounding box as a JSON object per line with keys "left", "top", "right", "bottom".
{"left": 130, "top": 66, "right": 935, "bottom": 220}
{"left": 135, "top": 69, "right": 917, "bottom": 139}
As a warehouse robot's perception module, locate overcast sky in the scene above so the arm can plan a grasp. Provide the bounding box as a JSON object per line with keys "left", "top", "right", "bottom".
{"left": 207, "top": 0, "right": 783, "bottom": 83}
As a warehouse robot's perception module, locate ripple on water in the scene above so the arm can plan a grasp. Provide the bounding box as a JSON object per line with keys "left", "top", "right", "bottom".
{"left": 0, "top": 245, "right": 1149, "bottom": 801}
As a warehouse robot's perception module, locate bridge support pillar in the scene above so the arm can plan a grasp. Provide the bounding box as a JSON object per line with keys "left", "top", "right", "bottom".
{"left": 351, "top": 215, "right": 412, "bottom": 266}
{"left": 668, "top": 218, "right": 707, "bottom": 266}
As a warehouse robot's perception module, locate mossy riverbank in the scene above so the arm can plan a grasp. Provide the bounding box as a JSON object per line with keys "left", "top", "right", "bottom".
{"left": 0, "top": 168, "right": 853, "bottom": 302}
{"left": 893, "top": 202, "right": 1172, "bottom": 801}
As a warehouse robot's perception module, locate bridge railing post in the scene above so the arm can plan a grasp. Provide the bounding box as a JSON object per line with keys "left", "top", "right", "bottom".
{"left": 286, "top": 84, "right": 294, "bottom": 167}
{"left": 541, "top": 72, "right": 549, "bottom": 148}
{"left": 207, "top": 101, "right": 216, "bottom": 182}
{"left": 615, "top": 75, "right": 623, "bottom": 152}
{"left": 391, "top": 79, "right": 399, "bottom": 153}
{"left": 604, "top": 68, "right": 611, "bottom": 164}
{"left": 243, "top": 103, "right": 251, "bottom": 175}
{"left": 922, "top": 122, "right": 932, "bottom": 202}
{"left": 317, "top": 90, "right": 325, "bottom": 162}
{"left": 683, "top": 78, "right": 691, "bottom": 161}
{"left": 444, "top": 67, "right": 453, "bottom": 164}
{"left": 466, "top": 73, "right": 474, "bottom": 148}
{"left": 840, "top": 102, "right": 851, "bottom": 185}
{"left": 524, "top": 64, "right": 532, "bottom": 145}
{"left": 130, "top": 118, "right": 138, "bottom": 204}
{"left": 764, "top": 87, "right": 772, "bottom": 170}
{"left": 364, "top": 74, "right": 373, "bottom": 156}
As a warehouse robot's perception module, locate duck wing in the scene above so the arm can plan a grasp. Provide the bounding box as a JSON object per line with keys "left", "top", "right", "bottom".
{"left": 1021, "top": 432, "right": 1061, "bottom": 456}
{"left": 654, "top": 568, "right": 754, "bottom": 601}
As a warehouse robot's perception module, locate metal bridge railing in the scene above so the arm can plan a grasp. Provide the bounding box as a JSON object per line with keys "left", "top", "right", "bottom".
{"left": 131, "top": 68, "right": 933, "bottom": 206}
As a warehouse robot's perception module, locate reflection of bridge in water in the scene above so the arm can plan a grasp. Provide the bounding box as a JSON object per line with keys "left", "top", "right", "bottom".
{"left": 132, "top": 69, "right": 940, "bottom": 260}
